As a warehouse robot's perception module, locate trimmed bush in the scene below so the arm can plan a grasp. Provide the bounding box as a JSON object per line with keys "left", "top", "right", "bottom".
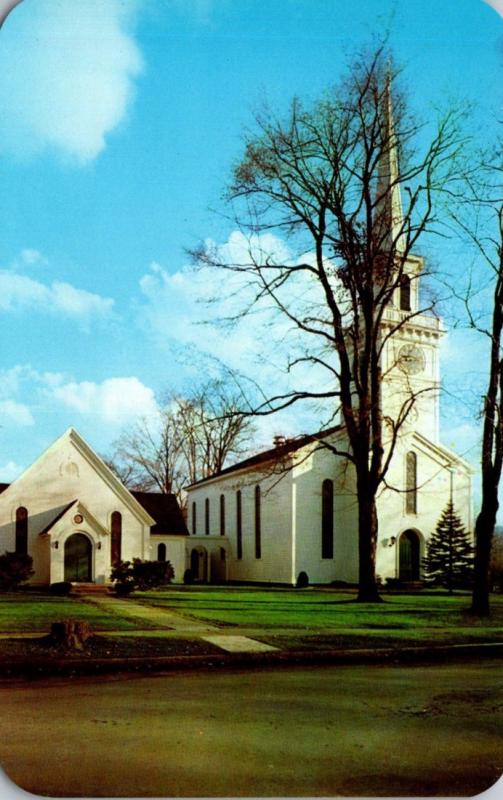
{"left": 111, "top": 558, "right": 175, "bottom": 596}
{"left": 0, "top": 552, "right": 34, "bottom": 590}
{"left": 49, "top": 581, "right": 73, "bottom": 596}
{"left": 183, "top": 568, "right": 194, "bottom": 585}
{"left": 296, "top": 571, "right": 309, "bottom": 588}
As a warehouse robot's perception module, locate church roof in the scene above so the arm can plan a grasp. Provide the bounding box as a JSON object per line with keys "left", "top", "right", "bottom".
{"left": 38, "top": 500, "right": 78, "bottom": 535}
{"left": 131, "top": 491, "right": 188, "bottom": 536}
{"left": 187, "top": 424, "right": 343, "bottom": 488}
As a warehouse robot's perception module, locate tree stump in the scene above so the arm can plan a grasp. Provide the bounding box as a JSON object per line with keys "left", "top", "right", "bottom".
{"left": 48, "top": 620, "right": 91, "bottom": 650}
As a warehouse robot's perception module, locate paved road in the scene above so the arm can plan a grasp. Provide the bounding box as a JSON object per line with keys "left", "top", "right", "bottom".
{"left": 0, "top": 660, "right": 501, "bottom": 797}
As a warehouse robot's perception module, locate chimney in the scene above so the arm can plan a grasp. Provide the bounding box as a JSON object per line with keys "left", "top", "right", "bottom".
{"left": 273, "top": 434, "right": 286, "bottom": 448}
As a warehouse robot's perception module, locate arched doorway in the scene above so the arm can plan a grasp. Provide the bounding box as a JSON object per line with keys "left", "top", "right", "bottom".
{"left": 190, "top": 547, "right": 208, "bottom": 582}
{"left": 64, "top": 533, "right": 92, "bottom": 582}
{"left": 399, "top": 530, "right": 421, "bottom": 581}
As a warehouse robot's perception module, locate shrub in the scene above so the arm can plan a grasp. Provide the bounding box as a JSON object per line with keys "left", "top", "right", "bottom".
{"left": 110, "top": 560, "right": 136, "bottom": 596}
{"left": 111, "top": 558, "right": 174, "bottom": 596}
{"left": 132, "top": 558, "right": 175, "bottom": 591}
{"left": 296, "top": 571, "right": 309, "bottom": 588}
{"left": 49, "top": 581, "right": 73, "bottom": 596}
{"left": 183, "top": 568, "right": 193, "bottom": 585}
{"left": 0, "top": 552, "right": 34, "bottom": 590}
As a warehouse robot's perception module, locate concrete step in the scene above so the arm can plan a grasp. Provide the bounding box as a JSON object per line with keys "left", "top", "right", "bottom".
{"left": 71, "top": 583, "right": 112, "bottom": 595}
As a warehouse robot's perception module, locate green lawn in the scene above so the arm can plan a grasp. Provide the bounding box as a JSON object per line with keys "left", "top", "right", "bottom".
{"left": 0, "top": 593, "right": 147, "bottom": 632}
{"left": 136, "top": 586, "right": 503, "bottom": 643}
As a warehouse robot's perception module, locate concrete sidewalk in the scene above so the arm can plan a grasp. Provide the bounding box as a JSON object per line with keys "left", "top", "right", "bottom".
{"left": 82, "top": 593, "right": 221, "bottom": 633}
{"left": 83, "top": 593, "right": 283, "bottom": 653}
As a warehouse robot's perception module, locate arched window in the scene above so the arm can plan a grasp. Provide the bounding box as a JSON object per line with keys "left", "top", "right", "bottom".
{"left": 406, "top": 452, "right": 417, "bottom": 514}
{"left": 321, "top": 480, "right": 334, "bottom": 559}
{"left": 236, "top": 490, "right": 242, "bottom": 560}
{"left": 255, "top": 485, "right": 261, "bottom": 559}
{"left": 205, "top": 498, "right": 210, "bottom": 536}
{"left": 192, "top": 502, "right": 197, "bottom": 535}
{"left": 220, "top": 494, "right": 225, "bottom": 536}
{"left": 157, "top": 543, "right": 167, "bottom": 561}
{"left": 111, "top": 511, "right": 122, "bottom": 565}
{"left": 15, "top": 507, "right": 28, "bottom": 555}
{"left": 400, "top": 274, "right": 411, "bottom": 311}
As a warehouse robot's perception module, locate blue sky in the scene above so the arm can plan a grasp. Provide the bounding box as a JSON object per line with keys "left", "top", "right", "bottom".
{"left": 0, "top": 0, "right": 502, "bottom": 487}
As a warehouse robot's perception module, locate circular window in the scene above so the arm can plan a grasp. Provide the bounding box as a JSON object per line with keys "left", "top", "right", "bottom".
{"left": 73, "top": 514, "right": 84, "bottom": 525}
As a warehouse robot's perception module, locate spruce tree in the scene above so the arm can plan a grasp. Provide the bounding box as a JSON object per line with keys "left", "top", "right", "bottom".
{"left": 423, "top": 503, "right": 474, "bottom": 593}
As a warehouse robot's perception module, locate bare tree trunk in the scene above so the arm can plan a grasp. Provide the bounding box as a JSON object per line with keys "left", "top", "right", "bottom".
{"left": 356, "top": 479, "right": 382, "bottom": 602}
{"left": 472, "top": 487, "right": 499, "bottom": 616}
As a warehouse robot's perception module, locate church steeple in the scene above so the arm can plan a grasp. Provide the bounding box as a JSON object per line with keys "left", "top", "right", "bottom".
{"left": 375, "top": 74, "right": 406, "bottom": 255}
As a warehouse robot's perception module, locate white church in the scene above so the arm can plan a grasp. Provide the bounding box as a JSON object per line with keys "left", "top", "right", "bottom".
{"left": 0, "top": 90, "right": 473, "bottom": 589}
{"left": 185, "top": 262, "right": 473, "bottom": 585}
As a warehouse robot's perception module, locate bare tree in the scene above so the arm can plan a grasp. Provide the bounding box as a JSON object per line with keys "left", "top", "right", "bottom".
{"left": 108, "top": 380, "right": 254, "bottom": 505}
{"left": 450, "top": 148, "right": 503, "bottom": 616}
{"left": 192, "top": 44, "right": 468, "bottom": 601}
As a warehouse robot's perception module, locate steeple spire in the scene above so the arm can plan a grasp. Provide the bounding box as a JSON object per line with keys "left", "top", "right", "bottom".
{"left": 375, "top": 73, "right": 405, "bottom": 254}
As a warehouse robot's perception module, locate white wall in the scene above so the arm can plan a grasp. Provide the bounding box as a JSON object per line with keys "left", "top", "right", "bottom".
{"left": 0, "top": 432, "right": 151, "bottom": 585}
{"left": 187, "top": 463, "right": 294, "bottom": 584}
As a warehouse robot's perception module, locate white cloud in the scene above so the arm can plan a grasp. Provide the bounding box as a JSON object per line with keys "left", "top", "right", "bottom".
{"left": 0, "top": 460, "right": 24, "bottom": 482}
{"left": 51, "top": 377, "right": 158, "bottom": 424}
{"left": 483, "top": 0, "right": 503, "bottom": 18}
{"left": 20, "top": 249, "right": 46, "bottom": 266}
{"left": 138, "top": 232, "right": 297, "bottom": 366}
{"left": 0, "top": 400, "right": 34, "bottom": 427}
{"left": 0, "top": 0, "right": 143, "bottom": 162}
{"left": 0, "top": 271, "right": 114, "bottom": 321}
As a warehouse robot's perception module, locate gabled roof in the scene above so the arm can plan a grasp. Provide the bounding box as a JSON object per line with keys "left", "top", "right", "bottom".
{"left": 38, "top": 500, "right": 77, "bottom": 535}
{"left": 9, "top": 428, "right": 156, "bottom": 528}
{"left": 187, "top": 424, "right": 343, "bottom": 488}
{"left": 132, "top": 492, "right": 188, "bottom": 536}
{"left": 0, "top": 483, "right": 10, "bottom": 494}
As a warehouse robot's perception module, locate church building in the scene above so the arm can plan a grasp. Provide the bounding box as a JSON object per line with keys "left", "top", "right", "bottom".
{"left": 0, "top": 85, "right": 473, "bottom": 589}
{"left": 184, "top": 87, "right": 473, "bottom": 587}
{"left": 0, "top": 427, "right": 189, "bottom": 586}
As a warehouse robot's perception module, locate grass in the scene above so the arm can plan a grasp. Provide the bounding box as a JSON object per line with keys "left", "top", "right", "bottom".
{"left": 135, "top": 586, "right": 503, "bottom": 643}
{"left": 1, "top": 586, "right": 502, "bottom": 652}
{"left": 0, "top": 592, "right": 149, "bottom": 633}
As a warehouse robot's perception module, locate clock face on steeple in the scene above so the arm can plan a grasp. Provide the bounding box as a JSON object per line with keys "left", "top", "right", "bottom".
{"left": 397, "top": 344, "right": 425, "bottom": 375}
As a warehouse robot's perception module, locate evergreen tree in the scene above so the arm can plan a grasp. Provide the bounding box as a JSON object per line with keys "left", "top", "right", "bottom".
{"left": 423, "top": 503, "right": 474, "bottom": 593}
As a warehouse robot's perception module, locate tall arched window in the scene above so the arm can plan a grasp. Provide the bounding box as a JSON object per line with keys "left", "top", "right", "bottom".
{"left": 205, "top": 498, "right": 210, "bottom": 536}
{"left": 236, "top": 490, "right": 242, "bottom": 560}
{"left": 321, "top": 480, "right": 334, "bottom": 559}
{"left": 400, "top": 274, "right": 411, "bottom": 311}
{"left": 15, "top": 507, "right": 28, "bottom": 555}
{"left": 406, "top": 452, "right": 417, "bottom": 514}
{"left": 157, "top": 543, "right": 167, "bottom": 561}
{"left": 255, "top": 485, "right": 261, "bottom": 559}
{"left": 220, "top": 494, "right": 225, "bottom": 536}
{"left": 111, "top": 511, "right": 122, "bottom": 565}
{"left": 192, "top": 502, "right": 197, "bottom": 535}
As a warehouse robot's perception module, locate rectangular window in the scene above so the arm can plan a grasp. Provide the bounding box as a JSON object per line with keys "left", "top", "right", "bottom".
{"left": 321, "top": 480, "right": 334, "bottom": 559}
{"left": 406, "top": 452, "right": 417, "bottom": 514}
{"left": 255, "top": 485, "right": 261, "bottom": 559}
{"left": 192, "top": 502, "right": 197, "bottom": 535}
{"left": 220, "top": 494, "right": 225, "bottom": 536}
{"left": 236, "top": 490, "right": 242, "bottom": 560}
{"left": 205, "top": 498, "right": 210, "bottom": 536}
